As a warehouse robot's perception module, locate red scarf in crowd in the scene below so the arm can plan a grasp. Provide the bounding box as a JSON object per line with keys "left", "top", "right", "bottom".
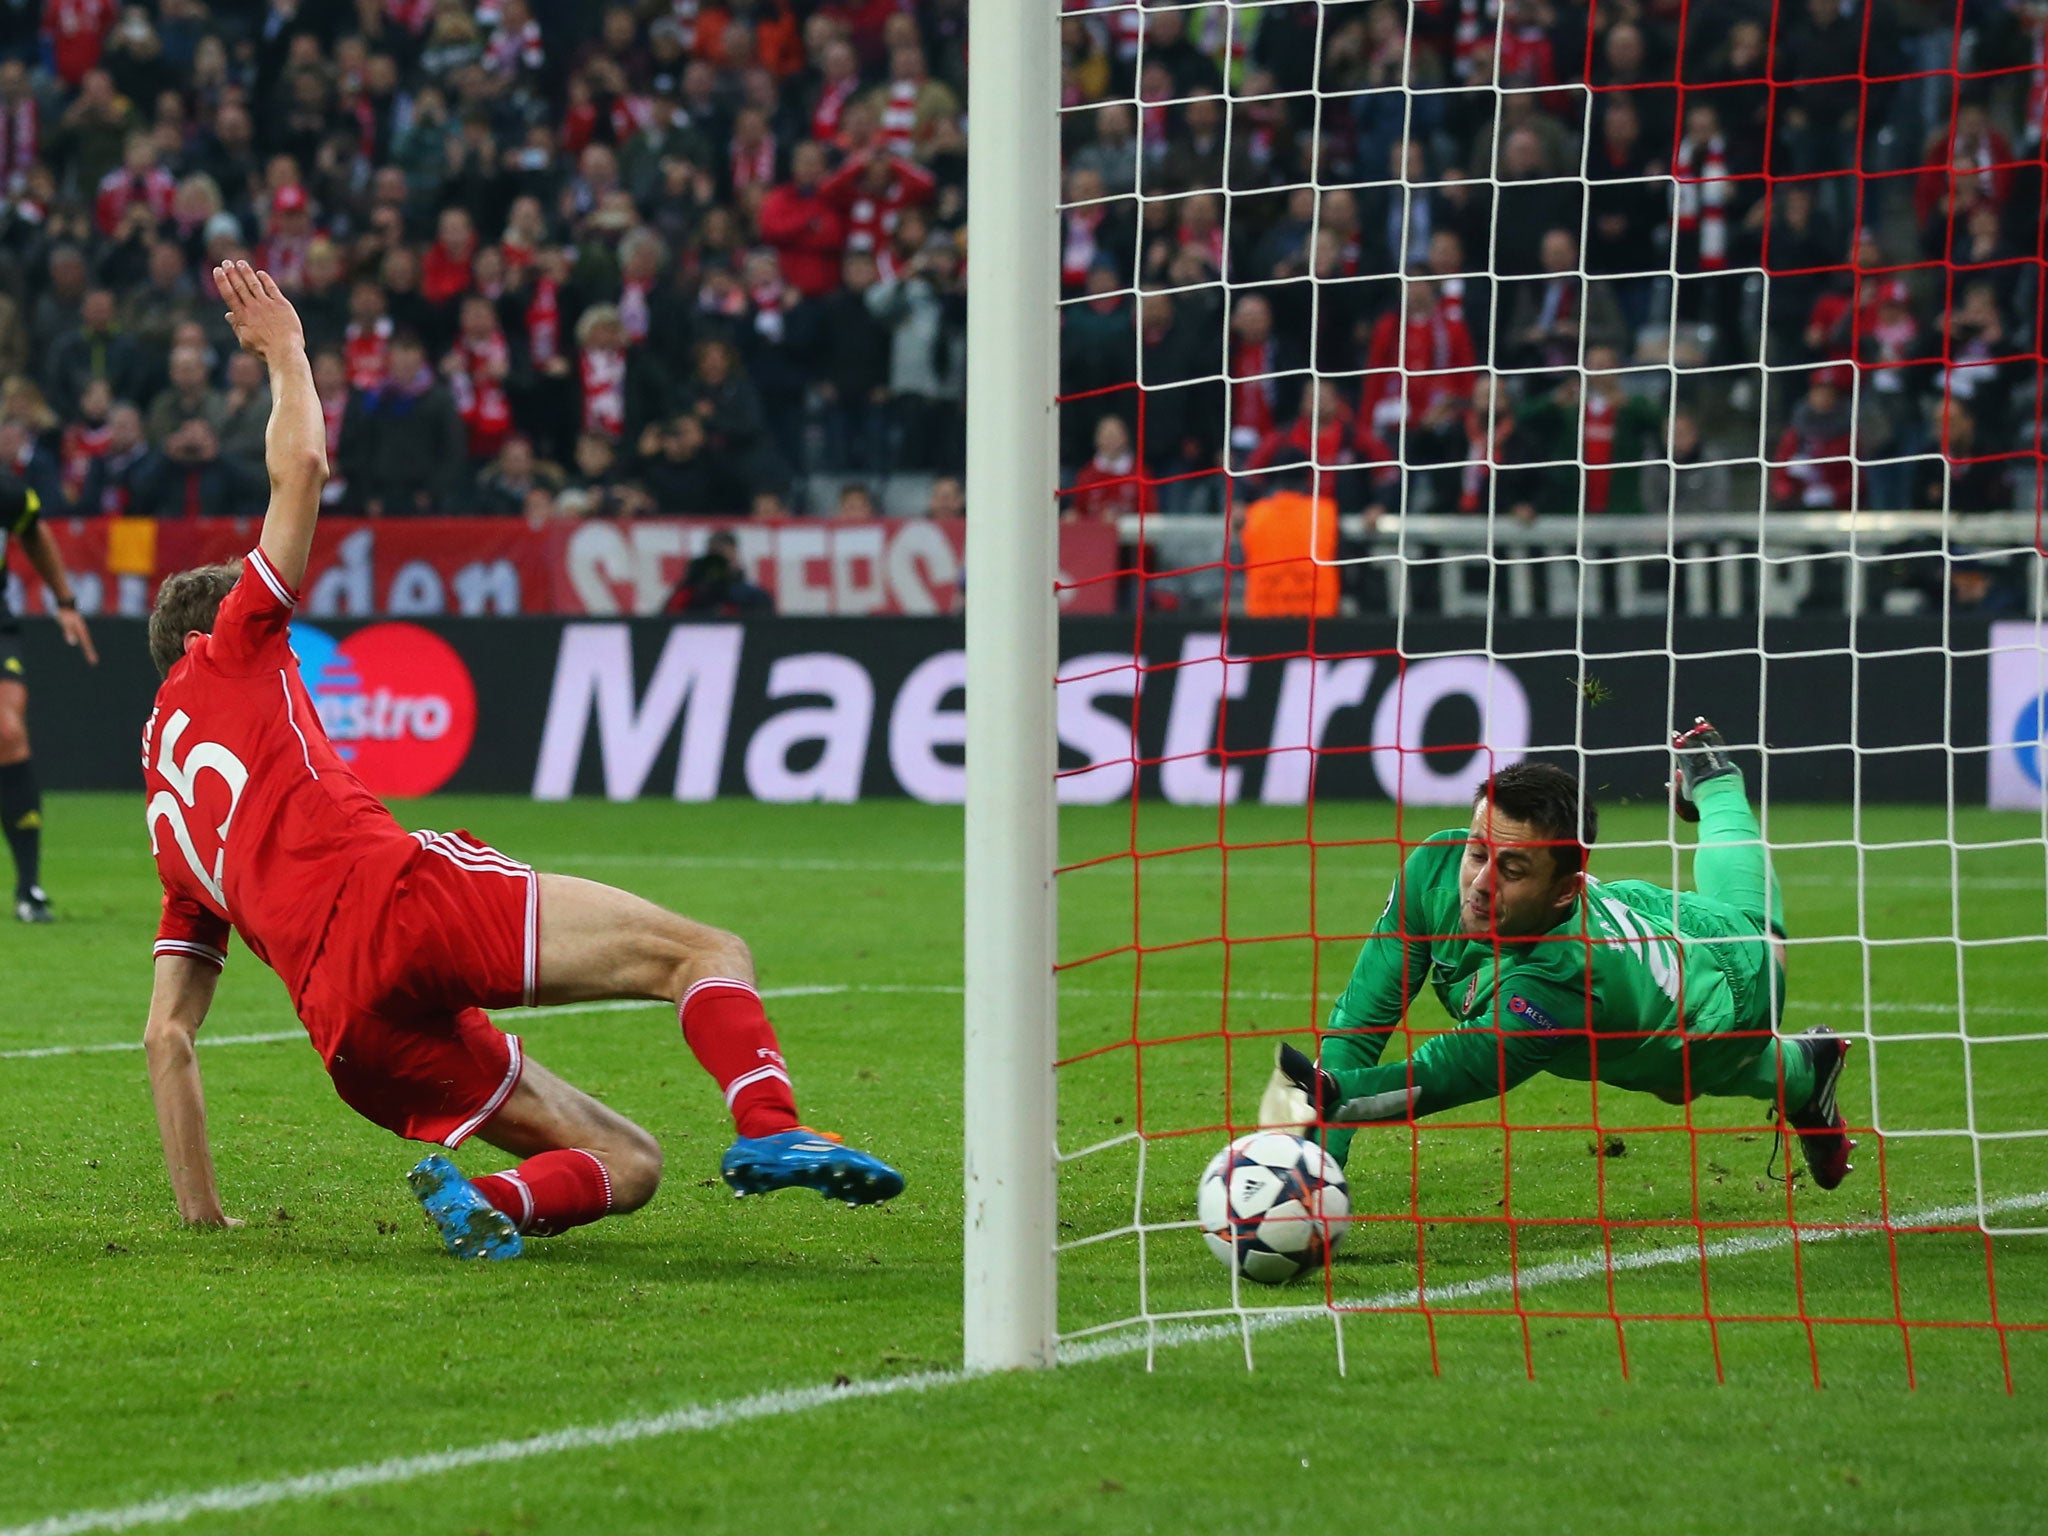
{"left": 0, "top": 95, "right": 36, "bottom": 196}
{"left": 1676, "top": 133, "right": 1730, "bottom": 269}
{"left": 526, "top": 275, "right": 561, "bottom": 364}
{"left": 2026, "top": 16, "right": 2047, "bottom": 150}
{"left": 580, "top": 347, "right": 627, "bottom": 436}
{"left": 730, "top": 131, "right": 778, "bottom": 193}
{"left": 1140, "top": 93, "right": 1171, "bottom": 155}
{"left": 1085, "top": 0, "right": 1142, "bottom": 64}
{"left": 812, "top": 75, "right": 859, "bottom": 142}
{"left": 750, "top": 276, "right": 787, "bottom": 343}
{"left": 59, "top": 419, "right": 109, "bottom": 501}
{"left": 619, "top": 277, "right": 652, "bottom": 345}
{"left": 1230, "top": 339, "right": 1277, "bottom": 448}
{"left": 879, "top": 79, "right": 918, "bottom": 153}
{"left": 345, "top": 88, "right": 379, "bottom": 161}
{"left": 1454, "top": 0, "right": 1496, "bottom": 82}
{"left": 1438, "top": 276, "right": 1468, "bottom": 329}
{"left": 484, "top": 19, "right": 544, "bottom": 79}
{"left": 450, "top": 334, "right": 514, "bottom": 459}
{"left": 322, "top": 390, "right": 346, "bottom": 464}
{"left": 257, "top": 230, "right": 314, "bottom": 292}
{"left": 563, "top": 94, "right": 658, "bottom": 154}
{"left": 1954, "top": 134, "right": 1999, "bottom": 204}
{"left": 1582, "top": 390, "right": 1616, "bottom": 513}
{"left": 1459, "top": 398, "right": 1512, "bottom": 511}
{"left": 1062, "top": 206, "right": 1104, "bottom": 288}
{"left": 343, "top": 315, "right": 392, "bottom": 389}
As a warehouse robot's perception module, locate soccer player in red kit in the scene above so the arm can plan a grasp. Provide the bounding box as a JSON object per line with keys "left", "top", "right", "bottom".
{"left": 142, "top": 263, "right": 903, "bottom": 1260}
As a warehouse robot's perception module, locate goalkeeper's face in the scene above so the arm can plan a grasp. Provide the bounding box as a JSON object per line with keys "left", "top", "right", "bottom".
{"left": 1457, "top": 804, "right": 1578, "bottom": 938}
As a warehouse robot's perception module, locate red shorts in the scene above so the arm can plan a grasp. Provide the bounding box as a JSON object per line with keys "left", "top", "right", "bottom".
{"left": 298, "top": 829, "right": 537, "bottom": 1146}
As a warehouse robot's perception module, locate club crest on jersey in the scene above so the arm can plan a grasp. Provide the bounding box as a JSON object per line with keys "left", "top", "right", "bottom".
{"left": 1507, "top": 994, "right": 1563, "bottom": 1031}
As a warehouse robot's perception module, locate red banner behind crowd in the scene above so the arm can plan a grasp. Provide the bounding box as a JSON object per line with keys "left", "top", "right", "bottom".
{"left": 12, "top": 517, "right": 1120, "bottom": 617}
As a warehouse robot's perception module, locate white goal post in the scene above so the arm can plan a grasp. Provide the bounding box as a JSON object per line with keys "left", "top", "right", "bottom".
{"left": 962, "top": 0, "right": 1061, "bottom": 1370}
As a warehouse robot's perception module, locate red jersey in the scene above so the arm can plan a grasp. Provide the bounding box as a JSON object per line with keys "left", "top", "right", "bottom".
{"left": 255, "top": 230, "right": 316, "bottom": 292}
{"left": 46, "top": 0, "right": 115, "bottom": 85}
{"left": 1361, "top": 309, "right": 1477, "bottom": 434}
{"left": 344, "top": 317, "right": 392, "bottom": 390}
{"left": 819, "top": 153, "right": 934, "bottom": 256}
{"left": 145, "top": 549, "right": 414, "bottom": 998}
{"left": 95, "top": 164, "right": 176, "bottom": 238}
{"left": 1067, "top": 452, "right": 1154, "bottom": 523}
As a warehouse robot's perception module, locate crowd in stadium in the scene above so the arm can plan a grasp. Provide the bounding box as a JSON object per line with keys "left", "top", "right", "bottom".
{"left": 1057, "top": 0, "right": 2046, "bottom": 524}
{"left": 0, "top": 0, "right": 2039, "bottom": 528}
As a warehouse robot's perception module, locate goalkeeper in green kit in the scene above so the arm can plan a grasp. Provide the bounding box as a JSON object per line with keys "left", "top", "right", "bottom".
{"left": 1272, "top": 720, "right": 1855, "bottom": 1189}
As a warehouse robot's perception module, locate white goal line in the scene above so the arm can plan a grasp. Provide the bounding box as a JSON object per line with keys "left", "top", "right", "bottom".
{"left": 6, "top": 1187, "right": 2041, "bottom": 1536}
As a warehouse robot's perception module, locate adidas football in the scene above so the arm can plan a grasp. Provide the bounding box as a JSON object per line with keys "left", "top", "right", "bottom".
{"left": 1197, "top": 1131, "right": 1350, "bottom": 1285}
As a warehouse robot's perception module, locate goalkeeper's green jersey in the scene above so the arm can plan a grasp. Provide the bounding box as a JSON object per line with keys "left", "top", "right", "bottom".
{"left": 1320, "top": 829, "right": 1779, "bottom": 1122}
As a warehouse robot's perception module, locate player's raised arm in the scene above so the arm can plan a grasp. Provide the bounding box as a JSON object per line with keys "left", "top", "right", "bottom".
{"left": 143, "top": 952, "right": 239, "bottom": 1227}
{"left": 215, "top": 260, "right": 325, "bottom": 592}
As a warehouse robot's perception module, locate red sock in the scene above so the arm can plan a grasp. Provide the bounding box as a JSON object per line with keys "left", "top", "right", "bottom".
{"left": 679, "top": 977, "right": 800, "bottom": 1139}
{"left": 474, "top": 1149, "right": 613, "bottom": 1236}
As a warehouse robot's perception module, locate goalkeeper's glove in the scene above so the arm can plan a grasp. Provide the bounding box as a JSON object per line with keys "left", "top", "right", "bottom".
{"left": 1259, "top": 1061, "right": 1313, "bottom": 1133}
{"left": 1277, "top": 1043, "right": 1343, "bottom": 1121}
{"left": 1275, "top": 1042, "right": 1422, "bottom": 1127}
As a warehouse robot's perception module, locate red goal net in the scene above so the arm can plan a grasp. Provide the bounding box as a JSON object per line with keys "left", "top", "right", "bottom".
{"left": 1051, "top": 0, "right": 2047, "bottom": 1386}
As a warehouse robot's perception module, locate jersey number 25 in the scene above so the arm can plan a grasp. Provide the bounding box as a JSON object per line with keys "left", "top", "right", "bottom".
{"left": 146, "top": 709, "right": 250, "bottom": 910}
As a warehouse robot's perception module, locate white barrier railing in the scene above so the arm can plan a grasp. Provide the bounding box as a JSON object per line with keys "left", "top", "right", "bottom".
{"left": 1111, "top": 511, "right": 2046, "bottom": 619}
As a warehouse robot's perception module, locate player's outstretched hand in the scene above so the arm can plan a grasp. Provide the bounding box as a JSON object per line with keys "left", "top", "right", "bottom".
{"left": 215, "top": 260, "right": 304, "bottom": 364}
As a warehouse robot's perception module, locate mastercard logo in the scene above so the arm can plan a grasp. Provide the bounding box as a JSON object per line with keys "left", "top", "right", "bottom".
{"left": 289, "top": 621, "right": 477, "bottom": 797}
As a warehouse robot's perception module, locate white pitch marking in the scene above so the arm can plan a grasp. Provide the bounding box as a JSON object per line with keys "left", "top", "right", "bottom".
{"left": 0, "top": 1370, "right": 962, "bottom": 1536}
{"left": 0, "top": 988, "right": 864, "bottom": 1060}
{"left": 561, "top": 852, "right": 964, "bottom": 874}
{"left": 0, "top": 1031, "right": 303, "bottom": 1061}
{"left": 6, "top": 983, "right": 2031, "bottom": 1061}
{"left": 59, "top": 846, "right": 2048, "bottom": 892}
{"left": 6, "top": 1190, "right": 2043, "bottom": 1536}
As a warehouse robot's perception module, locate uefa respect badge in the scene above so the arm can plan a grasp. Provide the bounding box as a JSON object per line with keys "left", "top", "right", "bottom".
{"left": 289, "top": 621, "right": 477, "bottom": 797}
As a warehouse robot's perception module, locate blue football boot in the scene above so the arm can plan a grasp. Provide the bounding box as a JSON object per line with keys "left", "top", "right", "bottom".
{"left": 721, "top": 1129, "right": 906, "bottom": 1205}
{"left": 408, "top": 1153, "right": 524, "bottom": 1260}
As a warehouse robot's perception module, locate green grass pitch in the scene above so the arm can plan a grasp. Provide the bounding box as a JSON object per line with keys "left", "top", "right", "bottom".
{"left": 3, "top": 792, "right": 2045, "bottom": 1535}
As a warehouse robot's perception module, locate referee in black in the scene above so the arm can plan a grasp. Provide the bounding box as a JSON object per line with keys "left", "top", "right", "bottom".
{"left": 0, "top": 469, "right": 96, "bottom": 922}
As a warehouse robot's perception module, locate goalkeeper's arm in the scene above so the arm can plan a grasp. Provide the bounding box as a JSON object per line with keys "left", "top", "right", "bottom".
{"left": 1262, "top": 839, "right": 1448, "bottom": 1137}
{"left": 1285, "top": 977, "right": 1575, "bottom": 1133}
{"left": 1319, "top": 838, "right": 1453, "bottom": 1073}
